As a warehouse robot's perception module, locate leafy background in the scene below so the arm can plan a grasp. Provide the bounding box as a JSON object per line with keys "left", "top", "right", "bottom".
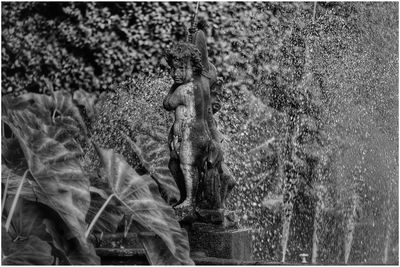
{"left": 2, "top": 2, "right": 398, "bottom": 264}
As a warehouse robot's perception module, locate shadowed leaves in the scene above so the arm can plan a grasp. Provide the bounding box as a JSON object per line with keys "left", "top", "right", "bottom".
{"left": 2, "top": 92, "right": 99, "bottom": 264}
{"left": 2, "top": 235, "right": 54, "bottom": 265}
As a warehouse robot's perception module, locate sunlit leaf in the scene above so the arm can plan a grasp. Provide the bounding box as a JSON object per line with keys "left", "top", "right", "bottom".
{"left": 86, "top": 188, "right": 124, "bottom": 234}
{"left": 3, "top": 121, "right": 89, "bottom": 241}
{"left": 94, "top": 144, "right": 194, "bottom": 265}
{"left": 124, "top": 133, "right": 180, "bottom": 206}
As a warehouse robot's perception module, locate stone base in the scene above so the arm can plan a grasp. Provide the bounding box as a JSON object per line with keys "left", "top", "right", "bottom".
{"left": 195, "top": 208, "right": 238, "bottom": 228}
{"left": 189, "top": 222, "right": 253, "bottom": 261}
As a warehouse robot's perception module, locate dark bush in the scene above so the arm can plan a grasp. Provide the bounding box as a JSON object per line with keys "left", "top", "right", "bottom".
{"left": 2, "top": 2, "right": 335, "bottom": 96}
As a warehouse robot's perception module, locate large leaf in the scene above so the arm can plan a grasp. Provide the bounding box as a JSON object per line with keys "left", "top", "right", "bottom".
{"left": 86, "top": 188, "right": 124, "bottom": 234}
{"left": 85, "top": 172, "right": 125, "bottom": 234}
{"left": 43, "top": 218, "right": 100, "bottom": 265}
{"left": 2, "top": 225, "right": 13, "bottom": 256}
{"left": 132, "top": 223, "right": 192, "bottom": 265}
{"left": 3, "top": 197, "right": 50, "bottom": 242}
{"left": 124, "top": 133, "right": 181, "bottom": 206}
{"left": 3, "top": 119, "right": 89, "bottom": 244}
{"left": 2, "top": 164, "right": 47, "bottom": 205}
{"left": 2, "top": 235, "right": 54, "bottom": 265}
{"left": 2, "top": 197, "right": 68, "bottom": 263}
{"left": 2, "top": 94, "right": 98, "bottom": 264}
{"left": 2, "top": 169, "right": 100, "bottom": 265}
{"left": 2, "top": 135, "right": 27, "bottom": 176}
{"left": 2, "top": 91, "right": 88, "bottom": 139}
{"left": 2, "top": 205, "right": 54, "bottom": 266}
{"left": 94, "top": 145, "right": 193, "bottom": 265}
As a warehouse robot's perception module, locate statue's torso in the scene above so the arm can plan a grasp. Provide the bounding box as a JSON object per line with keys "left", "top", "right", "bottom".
{"left": 166, "top": 82, "right": 200, "bottom": 165}
{"left": 173, "top": 82, "right": 196, "bottom": 126}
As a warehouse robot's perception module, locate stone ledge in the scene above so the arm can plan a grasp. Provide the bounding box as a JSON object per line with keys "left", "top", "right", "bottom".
{"left": 96, "top": 248, "right": 279, "bottom": 265}
{"left": 96, "top": 247, "right": 285, "bottom": 265}
{"left": 192, "top": 256, "right": 280, "bottom": 265}
{"left": 96, "top": 248, "right": 148, "bottom": 265}
{"left": 189, "top": 222, "right": 253, "bottom": 261}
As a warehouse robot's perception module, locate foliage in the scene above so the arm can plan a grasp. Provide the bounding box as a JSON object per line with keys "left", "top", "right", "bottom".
{"left": 2, "top": 91, "right": 99, "bottom": 264}
{"left": 0, "top": 2, "right": 334, "bottom": 97}
{"left": 1, "top": 88, "right": 193, "bottom": 265}
{"left": 2, "top": 235, "right": 54, "bottom": 265}
{"left": 3, "top": 93, "right": 90, "bottom": 244}
{"left": 93, "top": 145, "right": 193, "bottom": 264}
{"left": 2, "top": 2, "right": 187, "bottom": 94}
{"left": 124, "top": 132, "right": 181, "bottom": 206}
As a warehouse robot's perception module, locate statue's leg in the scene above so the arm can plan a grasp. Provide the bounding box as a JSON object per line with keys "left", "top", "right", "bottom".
{"left": 175, "top": 124, "right": 201, "bottom": 210}
{"left": 168, "top": 127, "right": 187, "bottom": 207}
{"left": 169, "top": 156, "right": 186, "bottom": 207}
{"left": 207, "top": 167, "right": 222, "bottom": 209}
{"left": 220, "top": 163, "right": 236, "bottom": 208}
{"left": 176, "top": 164, "right": 198, "bottom": 211}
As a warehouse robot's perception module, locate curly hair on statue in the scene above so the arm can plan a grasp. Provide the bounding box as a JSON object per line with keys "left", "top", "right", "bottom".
{"left": 164, "top": 42, "right": 203, "bottom": 75}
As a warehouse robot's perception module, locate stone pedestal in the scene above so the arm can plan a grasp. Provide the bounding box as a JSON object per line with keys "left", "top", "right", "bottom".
{"left": 188, "top": 222, "right": 253, "bottom": 261}
{"left": 196, "top": 208, "right": 238, "bottom": 228}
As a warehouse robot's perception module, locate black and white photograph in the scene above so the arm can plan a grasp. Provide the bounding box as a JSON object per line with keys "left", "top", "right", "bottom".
{"left": 1, "top": 1, "right": 398, "bottom": 265}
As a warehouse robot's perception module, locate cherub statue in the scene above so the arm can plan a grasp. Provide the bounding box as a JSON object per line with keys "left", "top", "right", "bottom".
{"left": 163, "top": 42, "right": 208, "bottom": 211}
{"left": 163, "top": 40, "right": 236, "bottom": 225}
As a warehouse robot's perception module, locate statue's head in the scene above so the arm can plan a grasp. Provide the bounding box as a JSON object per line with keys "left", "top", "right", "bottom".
{"left": 164, "top": 42, "right": 203, "bottom": 84}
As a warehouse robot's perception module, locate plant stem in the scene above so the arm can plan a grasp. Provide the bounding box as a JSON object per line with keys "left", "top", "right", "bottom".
{"left": 1, "top": 172, "right": 11, "bottom": 214}
{"left": 124, "top": 215, "right": 134, "bottom": 238}
{"left": 5, "top": 169, "right": 28, "bottom": 232}
{"left": 85, "top": 193, "right": 115, "bottom": 239}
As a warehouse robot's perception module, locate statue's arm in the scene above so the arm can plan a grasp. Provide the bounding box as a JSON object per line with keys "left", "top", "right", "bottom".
{"left": 163, "top": 95, "right": 173, "bottom": 111}
{"left": 163, "top": 84, "right": 180, "bottom": 111}
{"left": 164, "top": 86, "right": 187, "bottom": 111}
{"left": 194, "top": 30, "right": 210, "bottom": 72}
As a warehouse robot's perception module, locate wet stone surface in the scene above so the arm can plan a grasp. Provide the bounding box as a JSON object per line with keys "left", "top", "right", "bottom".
{"left": 188, "top": 222, "right": 253, "bottom": 261}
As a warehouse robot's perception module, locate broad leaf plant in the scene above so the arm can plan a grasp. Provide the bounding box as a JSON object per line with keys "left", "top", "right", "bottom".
{"left": 1, "top": 90, "right": 193, "bottom": 265}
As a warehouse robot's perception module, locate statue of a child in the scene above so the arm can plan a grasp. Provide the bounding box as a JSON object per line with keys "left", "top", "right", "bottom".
{"left": 163, "top": 42, "right": 207, "bottom": 210}
{"left": 164, "top": 41, "right": 236, "bottom": 225}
